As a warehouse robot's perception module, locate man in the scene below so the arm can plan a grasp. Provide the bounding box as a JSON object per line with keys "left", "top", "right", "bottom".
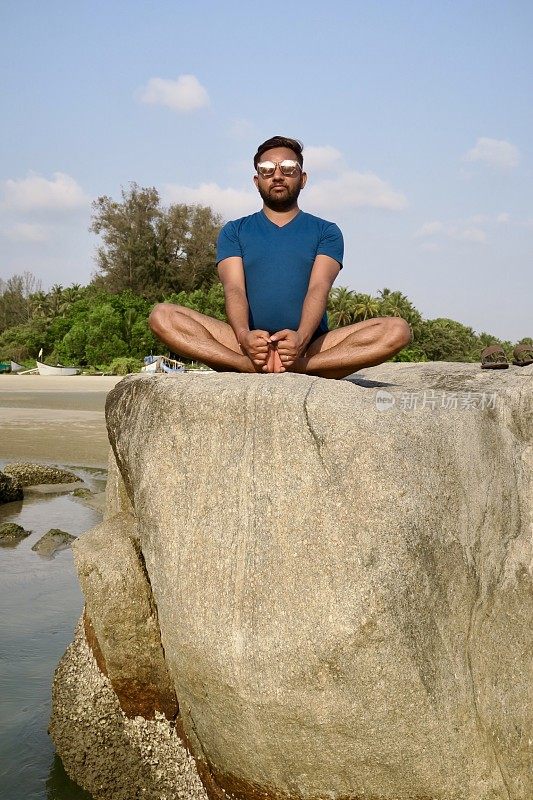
{"left": 149, "top": 136, "right": 411, "bottom": 378}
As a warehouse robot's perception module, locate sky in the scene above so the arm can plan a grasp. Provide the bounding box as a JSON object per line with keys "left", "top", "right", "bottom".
{"left": 0, "top": 0, "right": 531, "bottom": 341}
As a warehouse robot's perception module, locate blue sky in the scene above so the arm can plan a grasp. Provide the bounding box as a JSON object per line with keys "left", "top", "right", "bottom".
{"left": 1, "top": 0, "right": 531, "bottom": 341}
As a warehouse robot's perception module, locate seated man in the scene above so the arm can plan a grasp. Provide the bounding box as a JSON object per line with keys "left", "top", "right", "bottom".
{"left": 149, "top": 135, "right": 411, "bottom": 379}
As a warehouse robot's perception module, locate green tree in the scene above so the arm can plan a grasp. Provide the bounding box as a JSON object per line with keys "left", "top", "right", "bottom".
{"left": 327, "top": 286, "right": 355, "bottom": 328}
{"left": 0, "top": 272, "right": 42, "bottom": 333}
{"left": 353, "top": 293, "right": 381, "bottom": 321}
{"left": 377, "top": 288, "right": 423, "bottom": 333}
{"left": 164, "top": 283, "right": 227, "bottom": 322}
{"left": 90, "top": 184, "right": 223, "bottom": 298}
{"left": 417, "top": 318, "right": 479, "bottom": 362}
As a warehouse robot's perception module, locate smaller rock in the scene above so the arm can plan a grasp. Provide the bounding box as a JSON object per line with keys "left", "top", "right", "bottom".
{"left": 0, "top": 522, "right": 31, "bottom": 545}
{"left": 72, "top": 489, "right": 106, "bottom": 514}
{"left": 0, "top": 471, "right": 23, "bottom": 505}
{"left": 3, "top": 463, "right": 78, "bottom": 487}
{"left": 72, "top": 488, "right": 92, "bottom": 498}
{"left": 32, "top": 528, "right": 77, "bottom": 558}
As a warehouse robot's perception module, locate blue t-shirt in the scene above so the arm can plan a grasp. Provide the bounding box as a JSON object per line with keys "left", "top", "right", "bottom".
{"left": 216, "top": 210, "right": 343, "bottom": 337}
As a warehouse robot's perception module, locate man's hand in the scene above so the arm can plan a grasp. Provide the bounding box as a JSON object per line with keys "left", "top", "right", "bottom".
{"left": 269, "top": 329, "right": 305, "bottom": 369}
{"left": 238, "top": 329, "right": 270, "bottom": 369}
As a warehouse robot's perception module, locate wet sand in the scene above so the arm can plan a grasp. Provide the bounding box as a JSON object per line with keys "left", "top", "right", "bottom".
{"left": 0, "top": 375, "right": 123, "bottom": 467}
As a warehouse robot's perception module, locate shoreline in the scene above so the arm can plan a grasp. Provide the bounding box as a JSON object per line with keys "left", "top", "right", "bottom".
{"left": 0, "top": 376, "right": 123, "bottom": 468}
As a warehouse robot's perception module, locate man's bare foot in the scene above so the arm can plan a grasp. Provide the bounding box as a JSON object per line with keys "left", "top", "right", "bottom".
{"left": 264, "top": 344, "right": 284, "bottom": 373}
{"left": 286, "top": 356, "right": 309, "bottom": 374}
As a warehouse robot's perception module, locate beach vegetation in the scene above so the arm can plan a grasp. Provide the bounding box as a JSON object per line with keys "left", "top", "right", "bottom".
{"left": 0, "top": 189, "right": 526, "bottom": 369}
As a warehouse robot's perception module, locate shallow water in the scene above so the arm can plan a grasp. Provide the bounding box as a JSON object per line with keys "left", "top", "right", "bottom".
{"left": 0, "top": 466, "right": 105, "bottom": 799}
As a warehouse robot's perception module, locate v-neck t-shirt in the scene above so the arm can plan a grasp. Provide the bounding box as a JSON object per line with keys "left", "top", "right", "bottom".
{"left": 216, "top": 210, "right": 343, "bottom": 337}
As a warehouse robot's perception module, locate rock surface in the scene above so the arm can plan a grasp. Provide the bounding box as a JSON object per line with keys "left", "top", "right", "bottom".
{"left": 32, "top": 528, "right": 76, "bottom": 557}
{"left": 51, "top": 364, "right": 533, "bottom": 800}
{"left": 0, "top": 470, "right": 23, "bottom": 504}
{"left": 0, "top": 522, "right": 31, "bottom": 545}
{"left": 49, "top": 620, "right": 208, "bottom": 800}
{"left": 3, "top": 462, "right": 78, "bottom": 487}
{"left": 73, "top": 511, "right": 178, "bottom": 719}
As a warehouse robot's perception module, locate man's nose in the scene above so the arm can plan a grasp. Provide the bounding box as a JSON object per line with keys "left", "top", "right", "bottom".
{"left": 272, "top": 165, "right": 285, "bottom": 179}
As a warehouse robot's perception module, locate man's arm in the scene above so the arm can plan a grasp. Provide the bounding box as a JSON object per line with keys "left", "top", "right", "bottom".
{"left": 218, "top": 257, "right": 270, "bottom": 368}
{"left": 271, "top": 254, "right": 341, "bottom": 366}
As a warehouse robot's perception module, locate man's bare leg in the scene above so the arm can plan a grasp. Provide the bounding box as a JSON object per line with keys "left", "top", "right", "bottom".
{"left": 148, "top": 303, "right": 256, "bottom": 372}
{"left": 291, "top": 317, "right": 412, "bottom": 379}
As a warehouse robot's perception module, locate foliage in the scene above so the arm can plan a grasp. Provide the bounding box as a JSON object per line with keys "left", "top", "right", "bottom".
{"left": 90, "top": 184, "right": 223, "bottom": 299}
{"left": 165, "top": 283, "right": 227, "bottom": 321}
{"left": 108, "top": 356, "right": 143, "bottom": 375}
{"left": 0, "top": 272, "right": 42, "bottom": 333}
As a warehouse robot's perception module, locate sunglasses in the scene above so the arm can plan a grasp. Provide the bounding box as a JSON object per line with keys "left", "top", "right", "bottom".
{"left": 256, "top": 159, "right": 302, "bottom": 178}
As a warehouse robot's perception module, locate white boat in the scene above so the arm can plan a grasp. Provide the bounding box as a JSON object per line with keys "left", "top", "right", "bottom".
{"left": 10, "top": 360, "right": 23, "bottom": 373}
{"left": 36, "top": 360, "right": 80, "bottom": 376}
{"left": 141, "top": 355, "right": 185, "bottom": 374}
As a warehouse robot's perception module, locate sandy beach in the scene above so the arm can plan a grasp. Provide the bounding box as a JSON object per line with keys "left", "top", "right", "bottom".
{"left": 0, "top": 375, "right": 123, "bottom": 467}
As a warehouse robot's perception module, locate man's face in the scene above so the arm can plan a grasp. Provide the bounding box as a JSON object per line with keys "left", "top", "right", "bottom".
{"left": 253, "top": 147, "right": 307, "bottom": 212}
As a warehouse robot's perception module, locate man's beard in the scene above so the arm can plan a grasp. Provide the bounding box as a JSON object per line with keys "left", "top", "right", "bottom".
{"left": 258, "top": 181, "right": 302, "bottom": 212}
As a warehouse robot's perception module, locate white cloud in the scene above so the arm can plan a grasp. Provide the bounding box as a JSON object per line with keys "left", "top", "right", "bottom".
{"left": 418, "top": 242, "right": 440, "bottom": 252}
{"left": 414, "top": 221, "right": 444, "bottom": 238}
{"left": 458, "top": 227, "right": 486, "bottom": 243}
{"left": 3, "top": 222, "right": 50, "bottom": 242}
{"left": 227, "top": 118, "right": 256, "bottom": 139}
{"left": 496, "top": 212, "right": 510, "bottom": 224}
{"left": 139, "top": 75, "right": 209, "bottom": 112}
{"left": 2, "top": 172, "right": 88, "bottom": 212}
{"left": 304, "top": 145, "right": 343, "bottom": 172}
{"left": 163, "top": 182, "right": 257, "bottom": 220}
{"left": 463, "top": 137, "right": 520, "bottom": 169}
{"left": 305, "top": 170, "right": 407, "bottom": 213}
{"left": 415, "top": 219, "right": 486, "bottom": 244}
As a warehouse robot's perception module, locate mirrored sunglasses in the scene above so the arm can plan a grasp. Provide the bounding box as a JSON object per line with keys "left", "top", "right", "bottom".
{"left": 257, "top": 159, "right": 302, "bottom": 178}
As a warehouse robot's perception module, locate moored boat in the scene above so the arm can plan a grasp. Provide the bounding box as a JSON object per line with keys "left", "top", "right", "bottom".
{"left": 36, "top": 360, "right": 80, "bottom": 376}
{"left": 0, "top": 360, "right": 24, "bottom": 374}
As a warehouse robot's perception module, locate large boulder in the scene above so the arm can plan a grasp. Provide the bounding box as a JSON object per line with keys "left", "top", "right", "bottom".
{"left": 50, "top": 364, "right": 533, "bottom": 800}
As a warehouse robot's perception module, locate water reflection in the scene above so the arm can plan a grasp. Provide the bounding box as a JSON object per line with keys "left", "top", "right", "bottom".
{"left": 0, "top": 470, "right": 104, "bottom": 800}
{"left": 46, "top": 754, "right": 92, "bottom": 800}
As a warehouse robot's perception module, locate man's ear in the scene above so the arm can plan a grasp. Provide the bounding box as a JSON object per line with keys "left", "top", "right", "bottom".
{"left": 253, "top": 175, "right": 259, "bottom": 189}
{"left": 300, "top": 171, "right": 307, "bottom": 189}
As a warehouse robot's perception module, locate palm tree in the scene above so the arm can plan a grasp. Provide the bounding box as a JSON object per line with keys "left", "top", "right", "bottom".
{"left": 377, "top": 288, "right": 422, "bottom": 332}
{"left": 328, "top": 287, "right": 356, "bottom": 328}
{"left": 353, "top": 293, "right": 381, "bottom": 321}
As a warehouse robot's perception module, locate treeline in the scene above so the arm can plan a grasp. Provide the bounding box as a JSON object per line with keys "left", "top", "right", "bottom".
{"left": 0, "top": 184, "right": 529, "bottom": 370}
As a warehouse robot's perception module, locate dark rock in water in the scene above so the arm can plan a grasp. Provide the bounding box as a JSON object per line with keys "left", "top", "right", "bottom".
{"left": 72, "top": 488, "right": 92, "bottom": 498}
{"left": 0, "top": 522, "right": 31, "bottom": 545}
{"left": 3, "top": 463, "right": 78, "bottom": 487}
{"left": 0, "top": 471, "right": 23, "bottom": 505}
{"left": 32, "top": 528, "right": 77, "bottom": 558}
{"left": 71, "top": 489, "right": 106, "bottom": 514}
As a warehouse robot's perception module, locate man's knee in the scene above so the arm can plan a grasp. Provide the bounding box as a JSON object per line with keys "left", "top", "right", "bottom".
{"left": 148, "top": 303, "right": 168, "bottom": 335}
{"left": 383, "top": 316, "right": 412, "bottom": 350}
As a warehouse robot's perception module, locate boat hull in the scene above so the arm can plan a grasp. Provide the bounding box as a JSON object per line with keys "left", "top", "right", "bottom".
{"left": 36, "top": 361, "right": 80, "bottom": 376}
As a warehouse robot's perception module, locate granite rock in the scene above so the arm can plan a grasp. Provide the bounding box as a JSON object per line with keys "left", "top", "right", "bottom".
{"left": 32, "top": 528, "right": 76, "bottom": 557}
{"left": 51, "top": 364, "right": 533, "bottom": 800}
{"left": 3, "top": 462, "right": 78, "bottom": 487}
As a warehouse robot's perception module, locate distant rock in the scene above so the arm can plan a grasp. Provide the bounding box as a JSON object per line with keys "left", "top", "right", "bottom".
{"left": 0, "top": 522, "right": 31, "bottom": 545}
{"left": 71, "top": 487, "right": 107, "bottom": 514}
{"left": 0, "top": 471, "right": 23, "bottom": 505}
{"left": 32, "top": 528, "right": 77, "bottom": 557}
{"left": 24, "top": 482, "right": 86, "bottom": 495}
{"left": 3, "top": 463, "right": 78, "bottom": 487}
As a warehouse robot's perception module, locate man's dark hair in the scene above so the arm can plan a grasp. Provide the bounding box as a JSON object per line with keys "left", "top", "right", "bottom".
{"left": 253, "top": 136, "right": 304, "bottom": 169}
